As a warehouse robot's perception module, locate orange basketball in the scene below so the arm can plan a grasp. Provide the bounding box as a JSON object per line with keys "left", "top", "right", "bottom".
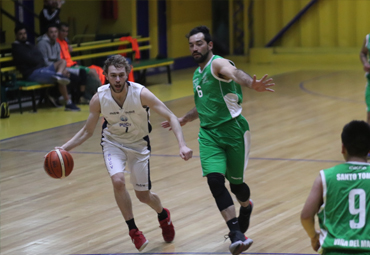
{"left": 44, "top": 149, "right": 74, "bottom": 179}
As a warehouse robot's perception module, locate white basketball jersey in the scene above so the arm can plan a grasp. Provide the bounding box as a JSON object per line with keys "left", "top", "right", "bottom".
{"left": 98, "top": 82, "right": 151, "bottom": 147}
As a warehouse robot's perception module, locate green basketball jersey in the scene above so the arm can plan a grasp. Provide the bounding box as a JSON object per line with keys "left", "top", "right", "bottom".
{"left": 318, "top": 162, "right": 370, "bottom": 252}
{"left": 193, "top": 55, "right": 243, "bottom": 128}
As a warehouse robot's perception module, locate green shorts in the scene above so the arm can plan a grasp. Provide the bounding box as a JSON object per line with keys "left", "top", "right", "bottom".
{"left": 198, "top": 115, "right": 250, "bottom": 184}
{"left": 70, "top": 65, "right": 90, "bottom": 73}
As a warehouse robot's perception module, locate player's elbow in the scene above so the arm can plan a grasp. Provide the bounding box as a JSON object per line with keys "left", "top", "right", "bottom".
{"left": 85, "top": 130, "right": 94, "bottom": 139}
{"left": 300, "top": 210, "right": 313, "bottom": 221}
{"left": 82, "top": 128, "right": 94, "bottom": 140}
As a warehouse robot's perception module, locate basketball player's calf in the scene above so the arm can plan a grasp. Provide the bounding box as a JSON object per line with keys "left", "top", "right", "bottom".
{"left": 207, "top": 173, "right": 252, "bottom": 255}
{"left": 230, "top": 183, "right": 253, "bottom": 234}
{"left": 135, "top": 190, "right": 175, "bottom": 243}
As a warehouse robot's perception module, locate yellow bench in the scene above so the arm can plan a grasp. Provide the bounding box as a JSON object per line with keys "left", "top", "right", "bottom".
{"left": 1, "top": 65, "right": 54, "bottom": 113}
{"left": 69, "top": 37, "right": 174, "bottom": 84}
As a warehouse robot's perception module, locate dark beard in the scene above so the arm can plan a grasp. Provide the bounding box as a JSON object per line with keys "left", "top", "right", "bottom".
{"left": 193, "top": 50, "right": 210, "bottom": 64}
{"left": 110, "top": 81, "right": 126, "bottom": 93}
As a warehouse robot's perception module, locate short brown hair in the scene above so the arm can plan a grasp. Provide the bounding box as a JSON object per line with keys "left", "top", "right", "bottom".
{"left": 103, "top": 55, "right": 131, "bottom": 75}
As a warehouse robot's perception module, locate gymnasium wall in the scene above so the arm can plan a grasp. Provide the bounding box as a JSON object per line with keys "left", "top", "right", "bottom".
{"left": 57, "top": 0, "right": 133, "bottom": 37}
{"left": 1, "top": 0, "right": 134, "bottom": 44}
{"left": 1, "top": 0, "right": 17, "bottom": 43}
{"left": 251, "top": 0, "right": 369, "bottom": 48}
{"left": 1, "top": 0, "right": 369, "bottom": 63}
{"left": 166, "top": 0, "right": 212, "bottom": 59}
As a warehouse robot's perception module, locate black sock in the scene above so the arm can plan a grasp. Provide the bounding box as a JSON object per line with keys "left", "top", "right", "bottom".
{"left": 226, "top": 217, "right": 240, "bottom": 232}
{"left": 126, "top": 218, "right": 138, "bottom": 230}
{"left": 240, "top": 203, "right": 251, "bottom": 215}
{"left": 157, "top": 208, "right": 168, "bottom": 221}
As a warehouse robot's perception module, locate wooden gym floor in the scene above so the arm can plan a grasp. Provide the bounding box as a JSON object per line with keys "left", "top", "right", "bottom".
{"left": 0, "top": 60, "right": 366, "bottom": 255}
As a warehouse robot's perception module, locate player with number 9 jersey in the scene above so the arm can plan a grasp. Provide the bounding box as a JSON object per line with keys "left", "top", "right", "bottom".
{"left": 301, "top": 120, "right": 370, "bottom": 255}
{"left": 318, "top": 162, "right": 370, "bottom": 253}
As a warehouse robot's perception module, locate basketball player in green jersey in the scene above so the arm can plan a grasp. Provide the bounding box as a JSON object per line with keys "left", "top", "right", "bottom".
{"left": 301, "top": 120, "right": 370, "bottom": 255}
{"left": 162, "top": 26, "right": 275, "bottom": 255}
{"left": 360, "top": 35, "right": 370, "bottom": 126}
{"left": 359, "top": 35, "right": 370, "bottom": 158}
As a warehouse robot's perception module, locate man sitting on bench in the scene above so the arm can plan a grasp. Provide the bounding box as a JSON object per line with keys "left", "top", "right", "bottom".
{"left": 12, "top": 24, "right": 80, "bottom": 111}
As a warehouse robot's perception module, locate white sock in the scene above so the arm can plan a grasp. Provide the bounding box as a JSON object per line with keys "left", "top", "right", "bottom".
{"left": 66, "top": 99, "right": 72, "bottom": 105}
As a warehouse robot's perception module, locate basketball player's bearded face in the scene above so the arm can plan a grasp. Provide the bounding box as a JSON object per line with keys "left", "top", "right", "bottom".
{"left": 106, "top": 66, "right": 128, "bottom": 93}
{"left": 189, "top": 32, "right": 213, "bottom": 64}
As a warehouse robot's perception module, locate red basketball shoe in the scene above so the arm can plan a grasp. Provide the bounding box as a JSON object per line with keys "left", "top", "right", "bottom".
{"left": 158, "top": 208, "right": 175, "bottom": 242}
{"left": 129, "top": 229, "right": 149, "bottom": 251}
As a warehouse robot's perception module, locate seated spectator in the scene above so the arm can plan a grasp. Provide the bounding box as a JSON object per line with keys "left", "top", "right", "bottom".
{"left": 57, "top": 22, "right": 102, "bottom": 103}
{"left": 39, "top": 0, "right": 63, "bottom": 35}
{"left": 11, "top": 24, "right": 80, "bottom": 111}
{"left": 38, "top": 23, "right": 86, "bottom": 105}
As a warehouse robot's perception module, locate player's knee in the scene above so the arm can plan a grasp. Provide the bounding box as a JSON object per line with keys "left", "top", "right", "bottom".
{"left": 230, "top": 183, "right": 250, "bottom": 202}
{"left": 207, "top": 173, "right": 234, "bottom": 211}
{"left": 207, "top": 173, "right": 226, "bottom": 198}
{"left": 135, "top": 191, "right": 151, "bottom": 204}
{"left": 111, "top": 173, "right": 127, "bottom": 191}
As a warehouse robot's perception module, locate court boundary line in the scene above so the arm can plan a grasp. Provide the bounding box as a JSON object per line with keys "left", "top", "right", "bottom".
{"left": 298, "top": 71, "right": 364, "bottom": 103}
{"left": 0, "top": 148, "right": 344, "bottom": 164}
{"left": 0, "top": 121, "right": 86, "bottom": 142}
{"left": 70, "top": 253, "right": 316, "bottom": 255}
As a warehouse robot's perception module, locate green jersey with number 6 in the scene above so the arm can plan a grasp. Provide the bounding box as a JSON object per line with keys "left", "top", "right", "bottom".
{"left": 318, "top": 162, "right": 370, "bottom": 252}
{"left": 193, "top": 55, "right": 243, "bottom": 128}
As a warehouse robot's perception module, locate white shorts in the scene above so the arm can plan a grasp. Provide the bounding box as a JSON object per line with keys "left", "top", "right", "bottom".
{"left": 101, "top": 139, "right": 151, "bottom": 191}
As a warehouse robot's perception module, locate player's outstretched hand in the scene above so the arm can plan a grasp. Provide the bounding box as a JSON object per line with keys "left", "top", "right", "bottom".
{"left": 251, "top": 74, "right": 275, "bottom": 92}
{"left": 161, "top": 117, "right": 187, "bottom": 131}
{"left": 161, "top": 120, "right": 171, "bottom": 130}
{"left": 179, "top": 146, "right": 193, "bottom": 161}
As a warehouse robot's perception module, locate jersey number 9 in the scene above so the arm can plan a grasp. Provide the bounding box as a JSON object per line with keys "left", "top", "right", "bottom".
{"left": 349, "top": 188, "right": 366, "bottom": 229}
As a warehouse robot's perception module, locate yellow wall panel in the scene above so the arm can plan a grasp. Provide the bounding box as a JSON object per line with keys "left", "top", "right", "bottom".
{"left": 229, "top": 0, "right": 234, "bottom": 54}
{"left": 149, "top": 0, "right": 158, "bottom": 59}
{"left": 299, "top": 0, "right": 319, "bottom": 47}
{"left": 355, "top": 0, "right": 370, "bottom": 47}
{"left": 4, "top": 0, "right": 370, "bottom": 57}
{"left": 2, "top": 0, "right": 15, "bottom": 44}
{"left": 318, "top": 0, "right": 338, "bottom": 47}
{"left": 281, "top": 0, "right": 301, "bottom": 47}
{"left": 337, "top": 0, "right": 355, "bottom": 47}
{"left": 264, "top": 0, "right": 282, "bottom": 46}
{"left": 167, "top": 0, "right": 212, "bottom": 58}
{"left": 60, "top": 1, "right": 101, "bottom": 37}
{"left": 99, "top": 1, "right": 133, "bottom": 36}
{"left": 253, "top": 0, "right": 265, "bottom": 47}
{"left": 243, "top": 0, "right": 251, "bottom": 55}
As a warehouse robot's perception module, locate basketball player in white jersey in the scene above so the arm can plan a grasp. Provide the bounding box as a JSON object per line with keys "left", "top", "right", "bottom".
{"left": 56, "top": 55, "right": 193, "bottom": 251}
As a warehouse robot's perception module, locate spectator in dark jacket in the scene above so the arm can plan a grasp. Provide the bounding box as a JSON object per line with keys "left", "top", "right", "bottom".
{"left": 12, "top": 24, "right": 80, "bottom": 111}
{"left": 39, "top": 0, "right": 62, "bottom": 35}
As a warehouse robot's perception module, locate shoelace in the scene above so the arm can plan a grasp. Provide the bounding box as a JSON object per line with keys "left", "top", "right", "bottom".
{"left": 224, "top": 234, "right": 230, "bottom": 242}
{"left": 224, "top": 233, "right": 248, "bottom": 243}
